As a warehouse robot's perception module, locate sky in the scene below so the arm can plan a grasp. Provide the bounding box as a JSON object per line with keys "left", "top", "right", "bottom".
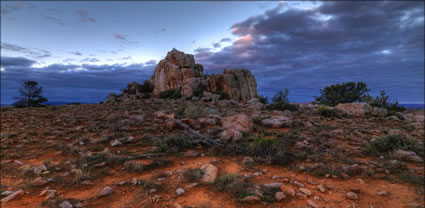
{"left": 1, "top": 1, "right": 424, "bottom": 104}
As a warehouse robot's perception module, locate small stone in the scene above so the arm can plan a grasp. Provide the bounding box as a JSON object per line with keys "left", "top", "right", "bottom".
{"left": 275, "top": 192, "right": 286, "bottom": 201}
{"left": 110, "top": 139, "right": 122, "bottom": 147}
{"left": 75, "top": 203, "right": 84, "bottom": 208}
{"left": 127, "top": 136, "right": 135, "bottom": 142}
{"left": 240, "top": 195, "right": 261, "bottom": 203}
{"left": 200, "top": 164, "right": 218, "bottom": 183}
{"left": 31, "top": 177, "right": 48, "bottom": 187}
{"left": 356, "top": 179, "right": 365, "bottom": 184}
{"left": 59, "top": 200, "right": 73, "bottom": 208}
{"left": 294, "top": 180, "right": 305, "bottom": 187}
{"left": 1, "top": 190, "right": 13, "bottom": 196}
{"left": 176, "top": 188, "right": 185, "bottom": 196}
{"left": 149, "top": 189, "right": 157, "bottom": 194}
{"left": 346, "top": 192, "right": 358, "bottom": 200}
{"left": 183, "top": 150, "right": 199, "bottom": 157}
{"left": 253, "top": 172, "right": 262, "bottom": 176}
{"left": 299, "top": 188, "right": 312, "bottom": 196}
{"left": 317, "top": 184, "right": 326, "bottom": 193}
{"left": 13, "top": 160, "right": 23, "bottom": 166}
{"left": 377, "top": 190, "right": 388, "bottom": 196}
{"left": 242, "top": 157, "right": 254, "bottom": 166}
{"left": 263, "top": 183, "right": 283, "bottom": 189}
{"left": 98, "top": 186, "right": 114, "bottom": 197}
{"left": 280, "top": 185, "right": 296, "bottom": 197}
{"left": 307, "top": 199, "right": 319, "bottom": 208}
{"left": 0, "top": 190, "right": 24, "bottom": 203}
{"left": 175, "top": 203, "right": 184, "bottom": 208}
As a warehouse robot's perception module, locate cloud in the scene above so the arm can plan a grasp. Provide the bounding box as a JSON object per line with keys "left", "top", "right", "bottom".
{"left": 213, "top": 43, "right": 221, "bottom": 48}
{"left": 1, "top": 42, "right": 51, "bottom": 59}
{"left": 76, "top": 10, "right": 96, "bottom": 23}
{"left": 1, "top": 57, "right": 156, "bottom": 104}
{"left": 113, "top": 33, "right": 138, "bottom": 44}
{"left": 194, "top": 1, "right": 424, "bottom": 102}
{"left": 70, "top": 51, "right": 83, "bottom": 56}
{"left": 80, "top": 58, "right": 100, "bottom": 63}
{"left": 220, "top": 38, "right": 232, "bottom": 42}
{"left": 1, "top": 56, "right": 36, "bottom": 67}
{"left": 144, "top": 60, "right": 157, "bottom": 65}
{"left": 1, "top": 2, "right": 24, "bottom": 15}
{"left": 155, "top": 28, "right": 167, "bottom": 34}
{"left": 120, "top": 56, "right": 132, "bottom": 60}
{"left": 44, "top": 16, "right": 66, "bottom": 26}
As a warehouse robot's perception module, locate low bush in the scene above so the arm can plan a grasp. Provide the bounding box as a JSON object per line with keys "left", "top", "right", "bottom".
{"left": 216, "top": 91, "right": 230, "bottom": 100}
{"left": 159, "top": 89, "right": 182, "bottom": 99}
{"left": 184, "top": 168, "right": 203, "bottom": 183}
{"left": 367, "top": 90, "right": 405, "bottom": 112}
{"left": 365, "top": 134, "right": 424, "bottom": 157}
{"left": 214, "top": 174, "right": 255, "bottom": 199}
{"left": 268, "top": 89, "right": 298, "bottom": 111}
{"left": 156, "top": 135, "right": 192, "bottom": 153}
{"left": 317, "top": 106, "right": 338, "bottom": 118}
{"left": 258, "top": 95, "right": 269, "bottom": 104}
{"left": 178, "top": 105, "right": 208, "bottom": 119}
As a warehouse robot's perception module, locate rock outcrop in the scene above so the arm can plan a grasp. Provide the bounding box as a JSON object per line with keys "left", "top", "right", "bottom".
{"left": 149, "top": 49, "right": 258, "bottom": 102}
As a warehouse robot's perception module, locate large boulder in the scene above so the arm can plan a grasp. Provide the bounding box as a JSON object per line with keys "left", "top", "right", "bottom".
{"left": 221, "top": 113, "right": 253, "bottom": 133}
{"left": 370, "top": 107, "right": 388, "bottom": 117}
{"left": 209, "top": 69, "right": 258, "bottom": 102}
{"left": 149, "top": 49, "right": 258, "bottom": 102}
{"left": 150, "top": 49, "right": 203, "bottom": 97}
{"left": 335, "top": 103, "right": 372, "bottom": 117}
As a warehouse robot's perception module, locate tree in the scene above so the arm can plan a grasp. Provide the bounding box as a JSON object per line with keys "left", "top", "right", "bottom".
{"left": 314, "top": 82, "right": 370, "bottom": 106}
{"left": 13, "top": 81, "right": 48, "bottom": 107}
{"left": 272, "top": 89, "right": 289, "bottom": 103}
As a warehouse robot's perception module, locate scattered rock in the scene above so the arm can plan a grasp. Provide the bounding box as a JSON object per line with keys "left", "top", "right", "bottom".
{"left": 346, "top": 192, "right": 358, "bottom": 200}
{"left": 275, "top": 192, "right": 286, "bottom": 201}
{"left": 59, "top": 200, "right": 73, "bottom": 208}
{"left": 299, "top": 188, "right": 312, "bottom": 196}
{"left": 221, "top": 113, "right": 253, "bottom": 133}
{"left": 280, "top": 185, "right": 296, "bottom": 197}
{"left": 176, "top": 188, "right": 185, "bottom": 196}
{"left": 317, "top": 184, "right": 326, "bottom": 193}
{"left": 294, "top": 180, "right": 305, "bottom": 187}
{"left": 200, "top": 164, "right": 218, "bottom": 183}
{"left": 263, "top": 183, "right": 283, "bottom": 189}
{"left": 370, "top": 107, "right": 388, "bottom": 117}
{"left": 0, "top": 189, "right": 24, "bottom": 203}
{"left": 377, "top": 190, "right": 389, "bottom": 196}
{"left": 98, "top": 186, "right": 114, "bottom": 197}
{"left": 242, "top": 157, "right": 254, "bottom": 166}
{"left": 261, "top": 116, "right": 292, "bottom": 128}
{"left": 183, "top": 150, "right": 199, "bottom": 157}
{"left": 110, "top": 139, "right": 122, "bottom": 147}
{"left": 307, "top": 199, "right": 319, "bottom": 208}
{"left": 240, "top": 195, "right": 261, "bottom": 203}
{"left": 218, "top": 129, "right": 243, "bottom": 141}
{"left": 31, "top": 177, "right": 48, "bottom": 187}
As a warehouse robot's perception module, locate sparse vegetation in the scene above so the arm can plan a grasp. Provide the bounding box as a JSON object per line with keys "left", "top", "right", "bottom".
{"left": 367, "top": 90, "right": 406, "bottom": 112}
{"left": 268, "top": 89, "right": 298, "bottom": 111}
{"left": 159, "top": 88, "right": 182, "bottom": 99}
{"left": 317, "top": 106, "right": 338, "bottom": 117}
{"left": 156, "top": 135, "right": 192, "bottom": 153}
{"left": 214, "top": 174, "right": 255, "bottom": 199}
{"left": 184, "top": 168, "right": 203, "bottom": 182}
{"left": 365, "top": 134, "right": 424, "bottom": 157}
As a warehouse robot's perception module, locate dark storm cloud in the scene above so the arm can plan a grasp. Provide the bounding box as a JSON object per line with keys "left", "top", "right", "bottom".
{"left": 194, "top": 1, "right": 424, "bottom": 102}
{"left": 1, "top": 42, "right": 52, "bottom": 59}
{"left": 1, "top": 57, "right": 36, "bottom": 67}
{"left": 1, "top": 57, "right": 156, "bottom": 104}
{"left": 144, "top": 60, "right": 157, "bottom": 65}
{"left": 76, "top": 10, "right": 96, "bottom": 23}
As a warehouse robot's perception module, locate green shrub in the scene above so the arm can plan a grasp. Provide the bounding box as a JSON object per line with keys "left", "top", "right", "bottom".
{"left": 138, "top": 80, "right": 153, "bottom": 93}
{"left": 258, "top": 95, "right": 269, "bottom": 104}
{"left": 214, "top": 174, "right": 255, "bottom": 199}
{"left": 179, "top": 105, "right": 208, "bottom": 119}
{"left": 159, "top": 89, "right": 182, "bottom": 99}
{"left": 244, "top": 136, "right": 294, "bottom": 166}
{"left": 365, "top": 135, "right": 423, "bottom": 157}
{"left": 156, "top": 135, "right": 192, "bottom": 153}
{"left": 192, "top": 88, "right": 204, "bottom": 97}
{"left": 317, "top": 106, "right": 338, "bottom": 118}
{"left": 367, "top": 90, "right": 405, "bottom": 112}
{"left": 184, "top": 168, "right": 203, "bottom": 182}
{"left": 268, "top": 89, "right": 298, "bottom": 111}
{"left": 216, "top": 91, "right": 230, "bottom": 100}
{"left": 314, "top": 81, "right": 370, "bottom": 106}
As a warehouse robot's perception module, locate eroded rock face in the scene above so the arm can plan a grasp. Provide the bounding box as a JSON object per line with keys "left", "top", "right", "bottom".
{"left": 149, "top": 49, "right": 258, "bottom": 102}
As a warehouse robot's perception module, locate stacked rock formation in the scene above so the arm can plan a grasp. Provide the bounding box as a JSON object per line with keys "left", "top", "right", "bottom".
{"left": 149, "top": 48, "right": 258, "bottom": 102}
